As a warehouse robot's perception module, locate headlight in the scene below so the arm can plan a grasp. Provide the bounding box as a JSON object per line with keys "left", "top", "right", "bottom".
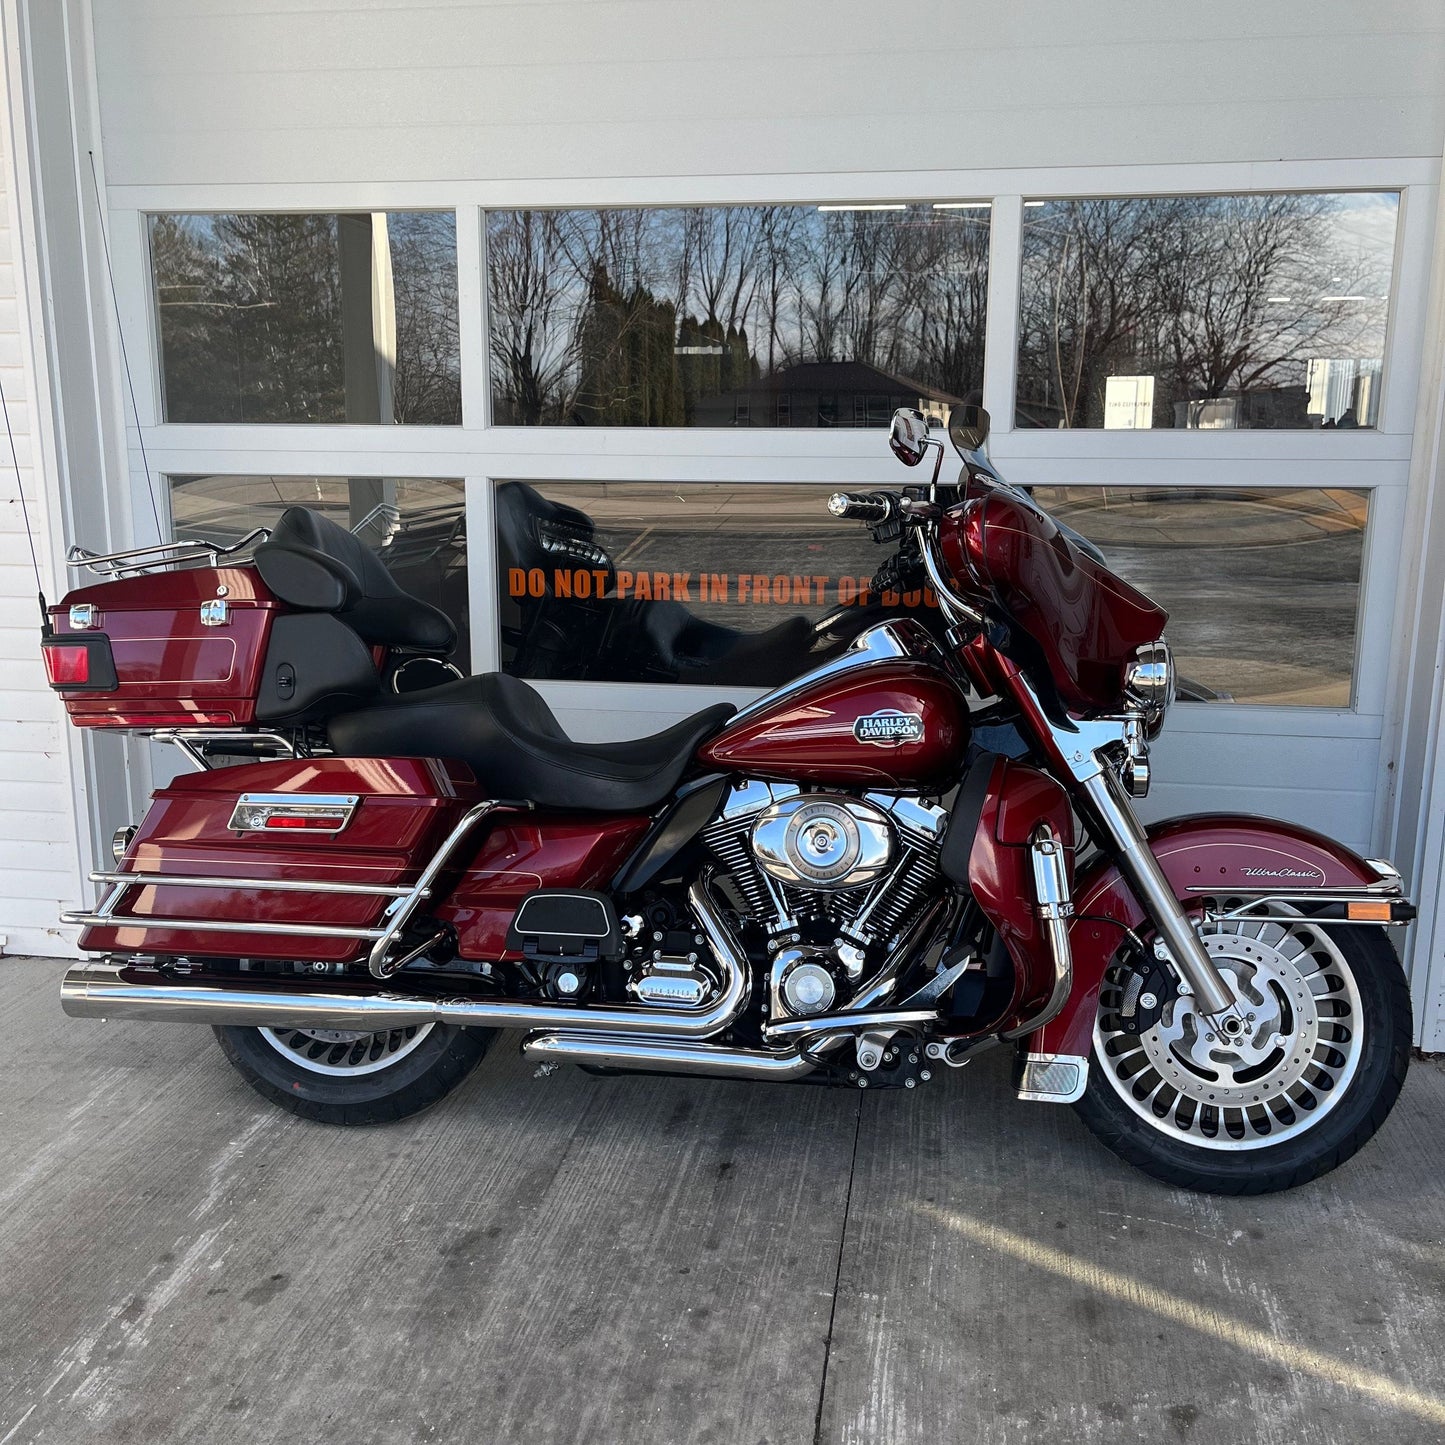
{"left": 1124, "top": 640, "right": 1174, "bottom": 733}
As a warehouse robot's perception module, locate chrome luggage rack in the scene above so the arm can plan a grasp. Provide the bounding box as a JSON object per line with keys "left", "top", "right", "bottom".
{"left": 60, "top": 799, "right": 530, "bottom": 979}
{"left": 67, "top": 527, "right": 271, "bottom": 578}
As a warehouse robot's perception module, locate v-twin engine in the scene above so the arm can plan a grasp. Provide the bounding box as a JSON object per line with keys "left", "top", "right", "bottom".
{"left": 698, "top": 780, "right": 948, "bottom": 1019}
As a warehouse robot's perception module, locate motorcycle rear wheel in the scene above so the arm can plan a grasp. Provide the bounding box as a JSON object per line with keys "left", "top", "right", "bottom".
{"left": 1074, "top": 920, "right": 1410, "bottom": 1194}
{"left": 214, "top": 1022, "right": 494, "bottom": 1125}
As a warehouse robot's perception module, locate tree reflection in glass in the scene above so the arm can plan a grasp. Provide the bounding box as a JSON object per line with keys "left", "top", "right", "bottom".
{"left": 485, "top": 203, "right": 990, "bottom": 427}
{"left": 150, "top": 212, "right": 461, "bottom": 425}
{"left": 1015, "top": 192, "right": 1398, "bottom": 430}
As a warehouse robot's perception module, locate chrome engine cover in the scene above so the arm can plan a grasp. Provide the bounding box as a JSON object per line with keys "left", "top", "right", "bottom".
{"left": 751, "top": 794, "right": 894, "bottom": 891}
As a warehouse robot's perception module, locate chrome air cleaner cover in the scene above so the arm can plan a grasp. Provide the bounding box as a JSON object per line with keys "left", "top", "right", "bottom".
{"left": 751, "top": 794, "right": 895, "bottom": 891}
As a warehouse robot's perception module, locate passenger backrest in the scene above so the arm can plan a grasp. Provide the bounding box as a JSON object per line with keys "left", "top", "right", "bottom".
{"left": 253, "top": 506, "right": 458, "bottom": 654}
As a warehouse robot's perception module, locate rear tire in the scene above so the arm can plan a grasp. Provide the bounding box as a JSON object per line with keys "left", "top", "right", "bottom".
{"left": 214, "top": 1022, "right": 493, "bottom": 1125}
{"left": 1073, "top": 922, "right": 1410, "bottom": 1194}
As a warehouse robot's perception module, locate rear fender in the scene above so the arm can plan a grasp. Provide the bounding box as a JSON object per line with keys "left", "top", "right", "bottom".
{"left": 1031, "top": 813, "right": 1397, "bottom": 1061}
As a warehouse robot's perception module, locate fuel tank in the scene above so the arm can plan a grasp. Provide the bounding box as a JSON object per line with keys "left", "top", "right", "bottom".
{"left": 698, "top": 657, "right": 969, "bottom": 790}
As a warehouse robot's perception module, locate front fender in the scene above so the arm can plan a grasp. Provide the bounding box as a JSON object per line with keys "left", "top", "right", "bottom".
{"left": 1031, "top": 813, "right": 1395, "bottom": 1060}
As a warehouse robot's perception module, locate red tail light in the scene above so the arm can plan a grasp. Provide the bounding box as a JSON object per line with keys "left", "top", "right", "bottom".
{"left": 41, "top": 631, "right": 117, "bottom": 692}
{"left": 262, "top": 815, "right": 338, "bottom": 830}
{"left": 43, "top": 643, "right": 92, "bottom": 685}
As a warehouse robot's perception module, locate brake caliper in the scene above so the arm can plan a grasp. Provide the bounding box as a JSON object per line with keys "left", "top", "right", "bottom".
{"left": 1114, "top": 952, "right": 1177, "bottom": 1037}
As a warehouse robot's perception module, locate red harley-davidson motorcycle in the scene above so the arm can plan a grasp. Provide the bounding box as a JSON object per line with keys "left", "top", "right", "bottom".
{"left": 44, "top": 407, "right": 1415, "bottom": 1194}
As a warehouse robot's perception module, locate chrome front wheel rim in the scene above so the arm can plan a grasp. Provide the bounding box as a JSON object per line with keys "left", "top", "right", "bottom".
{"left": 257, "top": 1022, "right": 437, "bottom": 1077}
{"left": 1094, "top": 915, "right": 1364, "bottom": 1151}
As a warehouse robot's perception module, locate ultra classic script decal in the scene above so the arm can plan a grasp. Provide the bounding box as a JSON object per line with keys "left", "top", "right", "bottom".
{"left": 853, "top": 709, "right": 925, "bottom": 747}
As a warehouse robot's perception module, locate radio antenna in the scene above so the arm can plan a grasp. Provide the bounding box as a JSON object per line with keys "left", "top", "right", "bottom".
{"left": 86, "top": 148, "right": 163, "bottom": 543}
{"left": 0, "top": 372, "right": 47, "bottom": 627}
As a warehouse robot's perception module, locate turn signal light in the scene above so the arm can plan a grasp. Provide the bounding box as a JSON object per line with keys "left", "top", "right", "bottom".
{"left": 42, "top": 643, "right": 92, "bottom": 686}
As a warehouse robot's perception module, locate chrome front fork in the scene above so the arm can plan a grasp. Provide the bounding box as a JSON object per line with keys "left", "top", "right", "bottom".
{"left": 1078, "top": 765, "right": 1239, "bottom": 1021}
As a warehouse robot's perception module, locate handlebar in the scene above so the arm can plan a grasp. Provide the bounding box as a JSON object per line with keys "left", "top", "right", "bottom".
{"left": 827, "top": 491, "right": 899, "bottom": 524}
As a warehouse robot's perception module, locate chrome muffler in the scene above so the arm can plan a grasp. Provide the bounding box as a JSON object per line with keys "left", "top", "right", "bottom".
{"left": 60, "top": 880, "right": 748, "bottom": 1042}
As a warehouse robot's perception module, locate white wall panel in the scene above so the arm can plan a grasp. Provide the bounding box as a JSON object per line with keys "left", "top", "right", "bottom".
{"left": 0, "top": 54, "right": 84, "bottom": 958}
{"left": 91, "top": 1, "right": 1445, "bottom": 187}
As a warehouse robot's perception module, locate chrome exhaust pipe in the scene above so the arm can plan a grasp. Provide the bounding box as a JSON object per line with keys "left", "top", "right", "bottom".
{"left": 61, "top": 881, "right": 748, "bottom": 1041}
{"left": 522, "top": 1033, "right": 817, "bottom": 1081}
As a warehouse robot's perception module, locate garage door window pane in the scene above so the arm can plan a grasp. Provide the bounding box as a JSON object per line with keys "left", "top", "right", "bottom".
{"left": 486, "top": 203, "right": 990, "bottom": 426}
{"left": 1016, "top": 193, "right": 1398, "bottom": 430}
{"left": 151, "top": 213, "right": 461, "bottom": 424}
{"left": 168, "top": 475, "right": 468, "bottom": 660}
{"left": 1034, "top": 486, "right": 1368, "bottom": 705}
{"left": 495, "top": 480, "right": 941, "bottom": 686}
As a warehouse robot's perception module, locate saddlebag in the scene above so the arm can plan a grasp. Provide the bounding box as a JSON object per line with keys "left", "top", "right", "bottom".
{"left": 76, "top": 757, "right": 481, "bottom": 962}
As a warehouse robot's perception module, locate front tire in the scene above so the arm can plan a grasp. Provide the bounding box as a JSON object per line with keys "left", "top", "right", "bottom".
{"left": 215, "top": 1022, "right": 493, "bottom": 1125}
{"left": 1074, "top": 919, "right": 1410, "bottom": 1194}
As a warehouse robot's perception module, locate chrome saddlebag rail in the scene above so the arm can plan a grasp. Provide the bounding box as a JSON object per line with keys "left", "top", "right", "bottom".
{"left": 61, "top": 880, "right": 748, "bottom": 1040}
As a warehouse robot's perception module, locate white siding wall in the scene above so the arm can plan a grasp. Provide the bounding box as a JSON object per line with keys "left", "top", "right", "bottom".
{"left": 91, "top": 1, "right": 1445, "bottom": 187}
{"left": 0, "top": 59, "right": 83, "bottom": 959}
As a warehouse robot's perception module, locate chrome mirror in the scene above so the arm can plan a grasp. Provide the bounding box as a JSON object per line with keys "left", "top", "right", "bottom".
{"left": 888, "top": 408, "right": 930, "bottom": 467}
{"left": 948, "top": 404, "right": 991, "bottom": 456}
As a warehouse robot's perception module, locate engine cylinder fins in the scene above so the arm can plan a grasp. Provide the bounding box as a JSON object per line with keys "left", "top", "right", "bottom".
{"left": 752, "top": 794, "right": 894, "bottom": 891}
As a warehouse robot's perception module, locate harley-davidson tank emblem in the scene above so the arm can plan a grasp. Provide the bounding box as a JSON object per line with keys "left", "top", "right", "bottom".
{"left": 853, "top": 710, "right": 925, "bottom": 747}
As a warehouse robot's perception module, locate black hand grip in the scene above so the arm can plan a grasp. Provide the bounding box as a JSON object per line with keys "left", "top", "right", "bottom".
{"left": 826, "top": 491, "right": 898, "bottom": 524}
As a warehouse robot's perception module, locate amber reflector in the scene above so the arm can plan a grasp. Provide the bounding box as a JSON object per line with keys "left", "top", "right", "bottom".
{"left": 1346, "top": 900, "right": 1392, "bottom": 922}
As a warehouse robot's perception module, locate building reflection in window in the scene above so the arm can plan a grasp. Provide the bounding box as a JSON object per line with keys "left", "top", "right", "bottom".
{"left": 1016, "top": 193, "right": 1398, "bottom": 430}
{"left": 485, "top": 203, "right": 990, "bottom": 427}
{"left": 150, "top": 212, "right": 461, "bottom": 424}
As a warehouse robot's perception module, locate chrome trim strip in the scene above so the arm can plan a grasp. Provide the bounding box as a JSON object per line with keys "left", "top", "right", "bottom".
{"left": 88, "top": 870, "right": 415, "bottom": 899}
{"left": 60, "top": 878, "right": 752, "bottom": 1040}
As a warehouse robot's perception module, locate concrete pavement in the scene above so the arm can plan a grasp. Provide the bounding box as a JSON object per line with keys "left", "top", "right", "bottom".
{"left": 1, "top": 954, "right": 1443, "bottom": 1445}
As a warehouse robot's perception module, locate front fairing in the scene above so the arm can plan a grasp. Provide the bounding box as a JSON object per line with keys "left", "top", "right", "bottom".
{"left": 939, "top": 475, "right": 1167, "bottom": 714}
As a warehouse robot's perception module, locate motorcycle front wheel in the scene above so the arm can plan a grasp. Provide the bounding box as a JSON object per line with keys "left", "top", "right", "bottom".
{"left": 1074, "top": 918, "right": 1410, "bottom": 1194}
{"left": 214, "top": 1022, "right": 494, "bottom": 1125}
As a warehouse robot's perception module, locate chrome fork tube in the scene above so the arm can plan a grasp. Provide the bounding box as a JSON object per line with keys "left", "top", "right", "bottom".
{"left": 1077, "top": 765, "right": 1236, "bottom": 1019}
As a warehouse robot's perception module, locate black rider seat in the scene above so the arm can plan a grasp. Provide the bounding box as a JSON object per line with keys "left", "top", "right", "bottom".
{"left": 327, "top": 672, "right": 736, "bottom": 812}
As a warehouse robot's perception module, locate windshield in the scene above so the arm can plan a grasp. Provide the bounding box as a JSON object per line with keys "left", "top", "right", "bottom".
{"left": 943, "top": 475, "right": 1168, "bottom": 714}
